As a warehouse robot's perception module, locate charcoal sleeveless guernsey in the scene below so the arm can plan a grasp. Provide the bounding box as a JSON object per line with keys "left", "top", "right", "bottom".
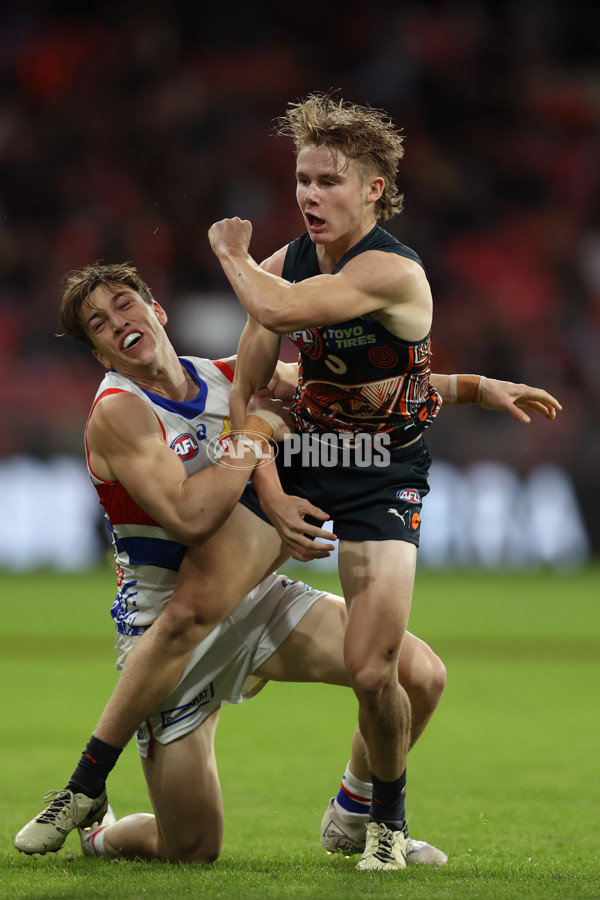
{"left": 283, "top": 224, "right": 441, "bottom": 447}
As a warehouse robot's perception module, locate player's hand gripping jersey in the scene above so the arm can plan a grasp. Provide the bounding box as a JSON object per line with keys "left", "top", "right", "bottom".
{"left": 285, "top": 225, "right": 442, "bottom": 447}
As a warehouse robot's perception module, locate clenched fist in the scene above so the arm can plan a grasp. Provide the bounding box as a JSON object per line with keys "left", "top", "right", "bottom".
{"left": 208, "top": 217, "right": 253, "bottom": 260}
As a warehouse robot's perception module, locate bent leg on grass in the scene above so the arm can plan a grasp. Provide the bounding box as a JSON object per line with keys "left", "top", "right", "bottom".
{"left": 101, "top": 709, "right": 223, "bottom": 863}
{"left": 94, "top": 504, "right": 286, "bottom": 749}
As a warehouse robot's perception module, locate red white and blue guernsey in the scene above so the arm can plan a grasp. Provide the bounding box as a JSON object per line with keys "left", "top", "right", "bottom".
{"left": 85, "top": 356, "right": 234, "bottom": 637}
{"left": 285, "top": 225, "right": 442, "bottom": 447}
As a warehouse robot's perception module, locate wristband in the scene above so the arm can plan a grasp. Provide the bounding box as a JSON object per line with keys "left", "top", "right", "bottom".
{"left": 449, "top": 374, "right": 458, "bottom": 405}
{"left": 477, "top": 376, "right": 486, "bottom": 404}
{"left": 449, "top": 374, "right": 485, "bottom": 405}
{"left": 243, "top": 413, "right": 275, "bottom": 442}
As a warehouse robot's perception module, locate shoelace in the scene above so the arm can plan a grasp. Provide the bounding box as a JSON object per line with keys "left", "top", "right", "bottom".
{"left": 373, "top": 827, "right": 396, "bottom": 863}
{"left": 36, "top": 790, "right": 71, "bottom": 824}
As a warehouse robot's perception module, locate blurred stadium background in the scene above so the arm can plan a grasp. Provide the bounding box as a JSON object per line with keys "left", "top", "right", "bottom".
{"left": 0, "top": 0, "right": 598, "bottom": 572}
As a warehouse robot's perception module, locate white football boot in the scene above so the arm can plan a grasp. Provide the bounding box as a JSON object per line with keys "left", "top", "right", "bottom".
{"left": 320, "top": 798, "right": 448, "bottom": 865}
{"left": 14, "top": 789, "right": 109, "bottom": 855}
{"left": 320, "top": 798, "right": 365, "bottom": 856}
{"left": 356, "top": 820, "right": 408, "bottom": 870}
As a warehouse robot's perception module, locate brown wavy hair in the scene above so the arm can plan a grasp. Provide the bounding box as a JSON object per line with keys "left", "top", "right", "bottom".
{"left": 58, "top": 262, "right": 154, "bottom": 348}
{"left": 275, "top": 92, "right": 405, "bottom": 220}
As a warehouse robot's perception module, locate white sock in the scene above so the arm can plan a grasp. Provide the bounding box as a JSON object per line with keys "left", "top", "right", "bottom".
{"left": 88, "top": 825, "right": 108, "bottom": 856}
{"left": 334, "top": 763, "right": 372, "bottom": 823}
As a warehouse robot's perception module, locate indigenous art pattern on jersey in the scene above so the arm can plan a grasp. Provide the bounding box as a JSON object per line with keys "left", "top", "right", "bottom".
{"left": 283, "top": 226, "right": 442, "bottom": 446}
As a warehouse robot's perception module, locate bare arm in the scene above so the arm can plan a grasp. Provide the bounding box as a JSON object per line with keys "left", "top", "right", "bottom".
{"left": 87, "top": 391, "right": 275, "bottom": 545}
{"left": 241, "top": 352, "right": 336, "bottom": 559}
{"left": 230, "top": 305, "right": 335, "bottom": 559}
{"left": 430, "top": 374, "right": 562, "bottom": 423}
{"left": 268, "top": 361, "right": 299, "bottom": 400}
{"left": 230, "top": 316, "right": 282, "bottom": 430}
{"left": 250, "top": 452, "right": 336, "bottom": 560}
{"left": 228, "top": 245, "right": 290, "bottom": 428}
{"left": 208, "top": 217, "right": 429, "bottom": 336}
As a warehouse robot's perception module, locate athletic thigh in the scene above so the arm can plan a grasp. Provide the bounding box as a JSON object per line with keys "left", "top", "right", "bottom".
{"left": 174, "top": 503, "right": 289, "bottom": 624}
{"left": 141, "top": 708, "right": 223, "bottom": 863}
{"left": 339, "top": 538, "right": 417, "bottom": 668}
{"left": 253, "top": 592, "right": 349, "bottom": 686}
{"left": 253, "top": 589, "right": 433, "bottom": 693}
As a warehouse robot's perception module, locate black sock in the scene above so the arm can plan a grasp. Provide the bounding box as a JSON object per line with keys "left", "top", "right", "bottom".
{"left": 370, "top": 769, "right": 407, "bottom": 830}
{"left": 67, "top": 736, "right": 123, "bottom": 798}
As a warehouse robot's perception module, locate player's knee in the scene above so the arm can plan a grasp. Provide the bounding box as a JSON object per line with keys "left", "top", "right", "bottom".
{"left": 157, "top": 602, "right": 193, "bottom": 636}
{"left": 176, "top": 844, "right": 221, "bottom": 864}
{"left": 164, "top": 583, "right": 228, "bottom": 632}
{"left": 347, "top": 656, "right": 399, "bottom": 700}
{"left": 164, "top": 833, "right": 222, "bottom": 864}
{"left": 153, "top": 602, "right": 205, "bottom": 654}
{"left": 168, "top": 584, "right": 228, "bottom": 631}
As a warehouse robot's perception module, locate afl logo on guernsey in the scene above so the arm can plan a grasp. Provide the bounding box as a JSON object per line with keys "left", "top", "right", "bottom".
{"left": 288, "top": 328, "right": 319, "bottom": 350}
{"left": 171, "top": 433, "right": 199, "bottom": 460}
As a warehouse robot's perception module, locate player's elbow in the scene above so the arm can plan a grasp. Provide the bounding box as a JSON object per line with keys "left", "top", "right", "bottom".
{"left": 161, "top": 518, "right": 211, "bottom": 547}
{"left": 253, "top": 306, "right": 292, "bottom": 334}
{"left": 169, "top": 523, "right": 215, "bottom": 547}
{"left": 178, "top": 502, "right": 239, "bottom": 546}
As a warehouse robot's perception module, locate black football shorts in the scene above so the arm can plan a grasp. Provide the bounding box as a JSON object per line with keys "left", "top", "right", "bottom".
{"left": 240, "top": 434, "right": 431, "bottom": 545}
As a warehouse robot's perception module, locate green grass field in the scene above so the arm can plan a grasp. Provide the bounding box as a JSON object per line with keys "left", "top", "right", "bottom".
{"left": 1, "top": 564, "right": 599, "bottom": 899}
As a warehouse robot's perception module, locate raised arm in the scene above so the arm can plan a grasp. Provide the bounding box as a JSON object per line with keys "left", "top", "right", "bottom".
{"left": 208, "top": 217, "right": 430, "bottom": 336}
{"left": 230, "top": 316, "right": 282, "bottom": 431}
{"left": 228, "top": 242, "right": 291, "bottom": 428}
{"left": 227, "top": 248, "right": 335, "bottom": 559}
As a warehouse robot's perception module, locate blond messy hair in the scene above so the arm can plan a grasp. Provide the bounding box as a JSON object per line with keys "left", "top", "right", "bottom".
{"left": 275, "top": 92, "right": 405, "bottom": 220}
{"left": 58, "top": 262, "right": 154, "bottom": 348}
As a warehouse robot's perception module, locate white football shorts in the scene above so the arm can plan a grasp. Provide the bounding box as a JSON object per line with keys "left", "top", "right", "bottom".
{"left": 114, "top": 572, "right": 325, "bottom": 758}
